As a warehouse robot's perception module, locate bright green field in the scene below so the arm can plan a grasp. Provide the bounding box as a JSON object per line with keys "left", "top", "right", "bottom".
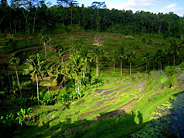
{"left": 1, "top": 30, "right": 184, "bottom": 137}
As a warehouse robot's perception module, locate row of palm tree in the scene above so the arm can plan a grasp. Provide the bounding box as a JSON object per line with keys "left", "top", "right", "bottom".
{"left": 143, "top": 38, "right": 183, "bottom": 72}
{"left": 8, "top": 37, "right": 183, "bottom": 105}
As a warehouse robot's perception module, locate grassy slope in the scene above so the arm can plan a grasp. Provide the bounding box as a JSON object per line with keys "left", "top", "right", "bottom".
{"left": 1, "top": 29, "right": 183, "bottom": 137}
{"left": 13, "top": 69, "right": 183, "bottom": 138}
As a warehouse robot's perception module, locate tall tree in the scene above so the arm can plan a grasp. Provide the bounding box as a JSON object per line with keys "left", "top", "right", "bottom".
{"left": 119, "top": 46, "right": 125, "bottom": 76}
{"left": 10, "top": 57, "right": 22, "bottom": 96}
{"left": 58, "top": 45, "right": 66, "bottom": 86}
{"left": 40, "top": 35, "right": 51, "bottom": 59}
{"left": 111, "top": 49, "right": 118, "bottom": 73}
{"left": 57, "top": 0, "right": 78, "bottom": 25}
{"left": 143, "top": 52, "right": 151, "bottom": 73}
{"left": 169, "top": 38, "right": 181, "bottom": 66}
{"left": 80, "top": 45, "right": 90, "bottom": 78}
{"left": 68, "top": 53, "right": 83, "bottom": 93}
{"left": 91, "top": 1, "right": 106, "bottom": 31}
{"left": 26, "top": 53, "right": 45, "bottom": 105}
{"left": 93, "top": 46, "right": 104, "bottom": 77}
{"left": 126, "top": 51, "right": 135, "bottom": 76}
{"left": 154, "top": 48, "right": 164, "bottom": 70}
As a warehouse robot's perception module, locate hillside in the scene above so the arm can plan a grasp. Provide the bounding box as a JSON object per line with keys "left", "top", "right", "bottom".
{"left": 0, "top": 31, "right": 184, "bottom": 137}
{"left": 12, "top": 68, "right": 184, "bottom": 137}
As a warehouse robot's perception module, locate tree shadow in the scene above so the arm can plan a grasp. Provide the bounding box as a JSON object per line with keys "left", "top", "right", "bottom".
{"left": 12, "top": 110, "right": 147, "bottom": 138}
{"left": 10, "top": 92, "right": 184, "bottom": 138}
{"left": 131, "top": 91, "right": 184, "bottom": 138}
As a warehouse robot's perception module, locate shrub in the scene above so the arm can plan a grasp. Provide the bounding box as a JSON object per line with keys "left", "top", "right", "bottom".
{"left": 165, "top": 66, "right": 180, "bottom": 76}
{"left": 41, "top": 94, "right": 57, "bottom": 105}
{"left": 16, "top": 108, "right": 32, "bottom": 126}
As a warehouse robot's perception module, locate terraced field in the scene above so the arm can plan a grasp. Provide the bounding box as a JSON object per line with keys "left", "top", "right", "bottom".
{"left": 1, "top": 32, "right": 184, "bottom": 138}
{"left": 12, "top": 69, "right": 184, "bottom": 138}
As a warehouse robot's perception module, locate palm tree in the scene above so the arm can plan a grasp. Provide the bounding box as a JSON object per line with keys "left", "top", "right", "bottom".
{"left": 169, "top": 38, "right": 181, "bottom": 66}
{"left": 80, "top": 45, "right": 90, "bottom": 78}
{"left": 10, "top": 57, "right": 22, "bottom": 96}
{"left": 143, "top": 52, "right": 150, "bottom": 73}
{"left": 58, "top": 46, "right": 66, "bottom": 84}
{"left": 40, "top": 35, "right": 51, "bottom": 59}
{"left": 93, "top": 46, "right": 104, "bottom": 77}
{"left": 154, "top": 48, "right": 164, "bottom": 70}
{"left": 110, "top": 49, "right": 118, "bottom": 73}
{"left": 126, "top": 51, "right": 136, "bottom": 76}
{"left": 25, "top": 53, "right": 45, "bottom": 105}
{"left": 68, "top": 53, "right": 84, "bottom": 93}
{"left": 119, "top": 46, "right": 125, "bottom": 76}
{"left": 68, "top": 0, "right": 78, "bottom": 25}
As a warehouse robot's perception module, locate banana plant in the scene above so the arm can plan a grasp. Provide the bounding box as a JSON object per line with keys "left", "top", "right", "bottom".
{"left": 58, "top": 47, "right": 66, "bottom": 86}
{"left": 67, "top": 53, "right": 84, "bottom": 94}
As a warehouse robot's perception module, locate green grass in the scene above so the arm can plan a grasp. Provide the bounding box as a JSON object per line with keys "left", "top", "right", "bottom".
{"left": 1, "top": 31, "right": 184, "bottom": 138}
{"left": 12, "top": 68, "right": 183, "bottom": 137}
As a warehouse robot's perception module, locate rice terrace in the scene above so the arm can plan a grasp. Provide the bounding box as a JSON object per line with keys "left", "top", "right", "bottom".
{"left": 1, "top": 0, "right": 184, "bottom": 137}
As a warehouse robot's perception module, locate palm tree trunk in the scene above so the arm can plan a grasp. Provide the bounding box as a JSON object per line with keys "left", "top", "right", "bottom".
{"left": 114, "top": 61, "right": 116, "bottom": 73}
{"left": 121, "top": 60, "right": 122, "bottom": 76}
{"left": 12, "top": 75, "right": 14, "bottom": 89}
{"left": 96, "top": 58, "right": 98, "bottom": 77}
{"left": 78, "top": 80, "right": 80, "bottom": 93}
{"left": 0, "top": 76, "right": 3, "bottom": 89}
{"left": 62, "top": 57, "right": 66, "bottom": 87}
{"left": 8, "top": 73, "right": 11, "bottom": 88}
{"left": 44, "top": 42, "right": 47, "bottom": 59}
{"left": 148, "top": 62, "right": 150, "bottom": 72}
{"left": 71, "top": 7, "right": 72, "bottom": 25}
{"left": 35, "top": 74, "right": 39, "bottom": 105}
{"left": 75, "top": 78, "right": 77, "bottom": 92}
{"left": 130, "top": 62, "right": 131, "bottom": 76}
{"left": 33, "top": 12, "right": 36, "bottom": 33}
{"left": 14, "top": 64, "right": 22, "bottom": 96}
{"left": 83, "top": 61, "right": 86, "bottom": 78}
{"left": 160, "top": 61, "right": 162, "bottom": 70}
{"left": 145, "top": 63, "right": 147, "bottom": 74}
{"left": 174, "top": 54, "right": 176, "bottom": 66}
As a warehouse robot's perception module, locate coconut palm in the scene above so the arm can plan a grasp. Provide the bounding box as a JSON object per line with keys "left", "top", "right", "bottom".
{"left": 40, "top": 35, "right": 51, "bottom": 59}
{"left": 126, "top": 51, "right": 136, "bottom": 76}
{"left": 119, "top": 46, "right": 125, "bottom": 76}
{"left": 67, "top": 53, "right": 84, "bottom": 93}
{"left": 169, "top": 38, "right": 181, "bottom": 66}
{"left": 154, "top": 48, "right": 164, "bottom": 70}
{"left": 25, "top": 53, "right": 45, "bottom": 105}
{"left": 111, "top": 49, "right": 118, "bottom": 73}
{"left": 10, "top": 57, "right": 22, "bottom": 96}
{"left": 93, "top": 46, "right": 104, "bottom": 77}
{"left": 143, "top": 52, "right": 151, "bottom": 73}
{"left": 80, "top": 45, "right": 90, "bottom": 78}
{"left": 68, "top": 0, "right": 78, "bottom": 25}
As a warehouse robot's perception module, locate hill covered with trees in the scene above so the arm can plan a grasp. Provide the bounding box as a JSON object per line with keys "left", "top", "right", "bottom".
{"left": 1, "top": 0, "right": 184, "bottom": 38}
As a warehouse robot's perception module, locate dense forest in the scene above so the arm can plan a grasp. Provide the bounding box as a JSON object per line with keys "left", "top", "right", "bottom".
{"left": 1, "top": 0, "right": 184, "bottom": 138}
{"left": 1, "top": 0, "right": 184, "bottom": 38}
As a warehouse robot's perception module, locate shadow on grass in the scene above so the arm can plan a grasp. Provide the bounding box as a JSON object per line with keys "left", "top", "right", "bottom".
{"left": 130, "top": 91, "right": 184, "bottom": 138}
{"left": 12, "top": 110, "right": 147, "bottom": 138}
{"left": 10, "top": 92, "right": 184, "bottom": 138}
